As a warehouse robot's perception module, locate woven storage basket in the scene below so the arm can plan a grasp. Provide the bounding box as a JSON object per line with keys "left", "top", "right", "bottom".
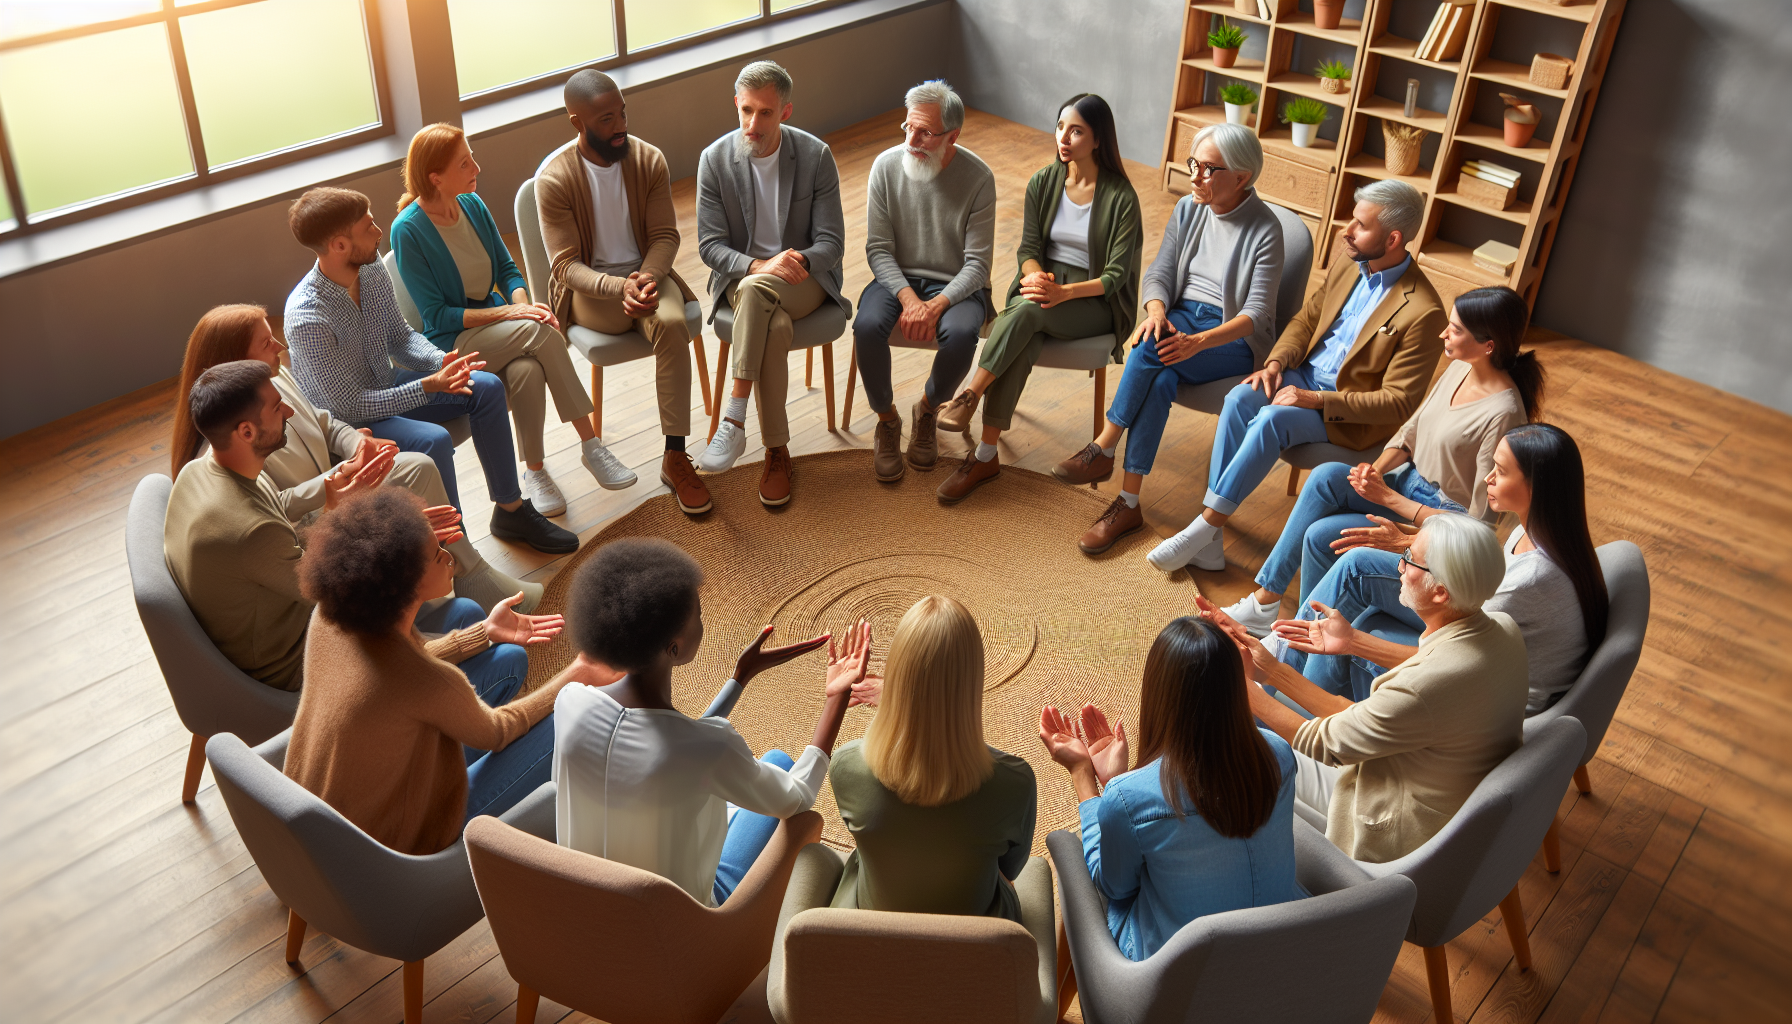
{"left": 1382, "top": 122, "right": 1425, "bottom": 176}
{"left": 1531, "top": 53, "right": 1573, "bottom": 89}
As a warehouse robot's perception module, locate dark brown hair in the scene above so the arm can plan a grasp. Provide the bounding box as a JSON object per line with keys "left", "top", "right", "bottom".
{"left": 1058, "top": 93, "right": 1125, "bottom": 178}
{"left": 288, "top": 186, "right": 370, "bottom": 253}
{"left": 1454, "top": 286, "right": 1545, "bottom": 421}
{"left": 188, "top": 360, "right": 273, "bottom": 454}
{"left": 171, "top": 304, "right": 266, "bottom": 476}
{"left": 1133, "top": 617, "right": 1283, "bottom": 838}
{"left": 1503, "top": 423, "right": 1608, "bottom": 650}
{"left": 299, "top": 489, "right": 434, "bottom": 636}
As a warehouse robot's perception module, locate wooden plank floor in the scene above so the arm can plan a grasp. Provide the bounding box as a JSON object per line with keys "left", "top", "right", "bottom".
{"left": 0, "top": 108, "right": 1786, "bottom": 1024}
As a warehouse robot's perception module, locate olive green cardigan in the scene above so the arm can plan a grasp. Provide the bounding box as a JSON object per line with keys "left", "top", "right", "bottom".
{"left": 1005, "top": 161, "right": 1143, "bottom": 361}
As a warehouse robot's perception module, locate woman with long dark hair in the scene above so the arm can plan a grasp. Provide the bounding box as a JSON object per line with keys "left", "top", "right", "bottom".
{"left": 932, "top": 93, "right": 1142, "bottom": 503}
{"left": 1271, "top": 422, "right": 1608, "bottom": 710}
{"left": 1221, "top": 285, "right": 1541, "bottom": 636}
{"left": 1039, "top": 616, "right": 1303, "bottom": 961}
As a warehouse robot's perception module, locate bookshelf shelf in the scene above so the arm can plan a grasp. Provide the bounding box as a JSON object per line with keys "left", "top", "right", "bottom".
{"left": 1489, "top": 0, "right": 1596, "bottom": 24}
{"left": 1183, "top": 54, "right": 1269, "bottom": 82}
{"left": 1470, "top": 57, "right": 1571, "bottom": 98}
{"left": 1455, "top": 121, "right": 1554, "bottom": 161}
{"left": 1367, "top": 34, "right": 1464, "bottom": 71}
{"left": 1267, "top": 73, "right": 1355, "bottom": 105}
{"left": 1344, "top": 153, "right": 1435, "bottom": 192}
{"left": 1359, "top": 96, "right": 1450, "bottom": 133}
{"left": 1193, "top": 2, "right": 1269, "bottom": 27}
{"left": 1276, "top": 11, "right": 1366, "bottom": 44}
{"left": 1434, "top": 186, "right": 1533, "bottom": 224}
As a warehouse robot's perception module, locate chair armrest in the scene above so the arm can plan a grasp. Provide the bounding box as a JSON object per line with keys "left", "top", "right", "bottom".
{"left": 768, "top": 842, "right": 847, "bottom": 1024}
{"left": 497, "top": 780, "right": 557, "bottom": 841}
{"left": 1013, "top": 856, "right": 1057, "bottom": 1018}
{"left": 253, "top": 727, "right": 292, "bottom": 770}
{"left": 1046, "top": 830, "right": 1136, "bottom": 1009}
{"left": 1294, "top": 816, "right": 1371, "bottom": 895}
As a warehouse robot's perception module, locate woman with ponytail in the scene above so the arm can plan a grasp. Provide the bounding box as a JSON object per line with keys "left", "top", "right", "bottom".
{"left": 1222, "top": 285, "right": 1539, "bottom": 635}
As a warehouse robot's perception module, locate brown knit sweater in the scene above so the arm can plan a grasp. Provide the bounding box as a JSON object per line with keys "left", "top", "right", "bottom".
{"left": 283, "top": 610, "right": 560, "bottom": 855}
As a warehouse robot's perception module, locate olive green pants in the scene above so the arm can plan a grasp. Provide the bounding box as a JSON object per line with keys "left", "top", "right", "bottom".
{"left": 976, "top": 259, "right": 1112, "bottom": 431}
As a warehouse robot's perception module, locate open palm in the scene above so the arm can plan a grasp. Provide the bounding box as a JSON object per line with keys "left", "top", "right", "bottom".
{"left": 1078, "top": 704, "right": 1129, "bottom": 785}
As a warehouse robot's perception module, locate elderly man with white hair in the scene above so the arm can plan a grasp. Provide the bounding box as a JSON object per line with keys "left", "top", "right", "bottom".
{"left": 1053, "top": 123, "right": 1285, "bottom": 554}
{"left": 1209, "top": 512, "right": 1527, "bottom": 864}
{"left": 850, "top": 79, "right": 997, "bottom": 483}
{"left": 1149, "top": 178, "right": 1446, "bottom": 574}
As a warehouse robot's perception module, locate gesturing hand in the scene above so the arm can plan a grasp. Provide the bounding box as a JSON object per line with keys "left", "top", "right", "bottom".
{"left": 735, "top": 624, "right": 831, "bottom": 687}
{"left": 1195, "top": 594, "right": 1274, "bottom": 682}
{"left": 1078, "top": 704, "right": 1130, "bottom": 785}
{"left": 1244, "top": 360, "right": 1283, "bottom": 399}
{"left": 322, "top": 443, "right": 395, "bottom": 510}
{"left": 1331, "top": 513, "right": 1414, "bottom": 555}
{"left": 850, "top": 672, "right": 883, "bottom": 708}
{"left": 483, "top": 592, "right": 564, "bottom": 646}
{"left": 424, "top": 504, "right": 464, "bottom": 546}
{"left": 1348, "top": 462, "right": 1397, "bottom": 505}
{"left": 1039, "top": 705, "right": 1093, "bottom": 773}
{"left": 824, "top": 619, "right": 873, "bottom": 701}
{"left": 423, "top": 351, "right": 481, "bottom": 395}
{"left": 1272, "top": 600, "right": 1355, "bottom": 656}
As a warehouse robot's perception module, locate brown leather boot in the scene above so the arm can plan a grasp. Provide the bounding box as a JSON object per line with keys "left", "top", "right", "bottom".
{"left": 659, "top": 450, "right": 714, "bottom": 514}
{"left": 907, "top": 397, "right": 939, "bottom": 469}
{"left": 759, "top": 446, "right": 793, "bottom": 507}
{"left": 1053, "top": 441, "right": 1115, "bottom": 486}
{"left": 934, "top": 389, "right": 980, "bottom": 433}
{"left": 937, "top": 451, "right": 1000, "bottom": 503}
{"left": 1079, "top": 495, "right": 1144, "bottom": 554}
{"left": 872, "top": 414, "right": 906, "bottom": 482}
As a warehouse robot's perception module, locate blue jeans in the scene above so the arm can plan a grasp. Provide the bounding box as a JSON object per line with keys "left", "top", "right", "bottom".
{"left": 712, "top": 748, "right": 796, "bottom": 905}
{"left": 1256, "top": 461, "right": 1468, "bottom": 602}
{"left": 1106, "top": 301, "right": 1255, "bottom": 476}
{"left": 363, "top": 368, "right": 520, "bottom": 508}
{"left": 852, "top": 278, "right": 990, "bottom": 414}
{"left": 462, "top": 714, "right": 557, "bottom": 824}
{"left": 1280, "top": 548, "right": 1421, "bottom": 700}
{"left": 1206, "top": 366, "right": 1333, "bottom": 514}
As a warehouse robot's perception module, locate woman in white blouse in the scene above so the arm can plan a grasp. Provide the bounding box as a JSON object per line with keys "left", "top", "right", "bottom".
{"left": 1223, "top": 286, "right": 1542, "bottom": 636}
{"left": 551, "top": 538, "right": 874, "bottom": 905}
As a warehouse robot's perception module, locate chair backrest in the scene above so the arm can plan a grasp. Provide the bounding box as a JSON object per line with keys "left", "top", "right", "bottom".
{"left": 381, "top": 250, "right": 426, "bottom": 332}
{"left": 126, "top": 475, "right": 298, "bottom": 743}
{"left": 1525, "top": 541, "right": 1648, "bottom": 764}
{"left": 1360, "top": 716, "right": 1586, "bottom": 946}
{"left": 776, "top": 907, "right": 1048, "bottom": 1024}
{"left": 1263, "top": 200, "right": 1315, "bottom": 330}
{"left": 514, "top": 177, "right": 550, "bottom": 305}
{"left": 206, "top": 732, "right": 487, "bottom": 963}
{"left": 1047, "top": 829, "right": 1414, "bottom": 1024}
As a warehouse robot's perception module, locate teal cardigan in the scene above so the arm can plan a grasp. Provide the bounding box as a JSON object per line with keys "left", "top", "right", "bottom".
{"left": 390, "top": 192, "right": 530, "bottom": 351}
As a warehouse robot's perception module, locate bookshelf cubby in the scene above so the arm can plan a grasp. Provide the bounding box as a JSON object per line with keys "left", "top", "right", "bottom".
{"left": 1159, "top": 0, "right": 1630, "bottom": 308}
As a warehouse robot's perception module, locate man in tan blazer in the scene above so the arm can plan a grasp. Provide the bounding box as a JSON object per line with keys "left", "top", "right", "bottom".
{"left": 1227, "top": 513, "right": 1527, "bottom": 864}
{"left": 1148, "top": 179, "right": 1446, "bottom": 574}
{"left": 536, "top": 69, "right": 712, "bottom": 516}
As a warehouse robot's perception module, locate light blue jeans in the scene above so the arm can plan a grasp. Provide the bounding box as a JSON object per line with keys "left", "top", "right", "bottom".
{"left": 1256, "top": 461, "right": 1467, "bottom": 602}
{"left": 1206, "top": 366, "right": 1332, "bottom": 515}
{"left": 1106, "top": 300, "right": 1256, "bottom": 476}
{"left": 712, "top": 748, "right": 797, "bottom": 904}
{"left": 1277, "top": 547, "right": 1420, "bottom": 700}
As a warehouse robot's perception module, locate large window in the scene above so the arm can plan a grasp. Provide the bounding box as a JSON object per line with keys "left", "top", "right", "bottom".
{"left": 0, "top": 0, "right": 386, "bottom": 232}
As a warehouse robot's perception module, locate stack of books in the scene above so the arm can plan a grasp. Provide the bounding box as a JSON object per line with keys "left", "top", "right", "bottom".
{"left": 1253, "top": 0, "right": 1273, "bottom": 20}
{"left": 1458, "top": 159, "right": 1521, "bottom": 209}
{"left": 1472, "top": 240, "right": 1519, "bottom": 276}
{"left": 1414, "top": 0, "right": 1475, "bottom": 62}
{"left": 1462, "top": 159, "right": 1520, "bottom": 187}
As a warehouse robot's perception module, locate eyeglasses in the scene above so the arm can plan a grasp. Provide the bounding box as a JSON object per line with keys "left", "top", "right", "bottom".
{"left": 1186, "top": 157, "right": 1232, "bottom": 180}
{"left": 1398, "top": 551, "right": 1430, "bottom": 575}
{"left": 900, "top": 121, "right": 950, "bottom": 142}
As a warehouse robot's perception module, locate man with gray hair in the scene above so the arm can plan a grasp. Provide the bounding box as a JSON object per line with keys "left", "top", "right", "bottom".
{"left": 850, "top": 79, "right": 997, "bottom": 482}
{"left": 1149, "top": 178, "right": 1446, "bottom": 573}
{"left": 692, "top": 60, "right": 849, "bottom": 506}
{"left": 1219, "top": 512, "right": 1527, "bottom": 863}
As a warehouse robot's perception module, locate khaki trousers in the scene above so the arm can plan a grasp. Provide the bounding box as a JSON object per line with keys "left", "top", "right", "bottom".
{"left": 571, "top": 277, "right": 692, "bottom": 437}
{"left": 451, "top": 318, "right": 593, "bottom": 464}
{"left": 725, "top": 273, "right": 825, "bottom": 449}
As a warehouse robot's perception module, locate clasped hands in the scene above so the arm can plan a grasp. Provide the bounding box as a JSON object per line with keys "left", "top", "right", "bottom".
{"left": 1019, "top": 270, "right": 1070, "bottom": 310}
{"left": 621, "top": 271, "right": 662, "bottom": 317}
{"left": 751, "top": 248, "right": 810, "bottom": 285}
{"left": 732, "top": 620, "right": 882, "bottom": 707}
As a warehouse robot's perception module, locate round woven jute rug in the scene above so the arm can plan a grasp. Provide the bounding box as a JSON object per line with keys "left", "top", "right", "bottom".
{"left": 523, "top": 448, "right": 1199, "bottom": 853}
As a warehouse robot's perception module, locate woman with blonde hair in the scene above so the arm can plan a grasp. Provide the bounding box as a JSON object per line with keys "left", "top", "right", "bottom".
{"left": 389, "top": 122, "right": 636, "bottom": 517}
{"left": 828, "top": 596, "right": 1037, "bottom": 922}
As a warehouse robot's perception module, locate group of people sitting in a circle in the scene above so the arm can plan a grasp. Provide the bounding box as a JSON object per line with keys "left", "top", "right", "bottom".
{"left": 157, "top": 60, "right": 1612, "bottom": 966}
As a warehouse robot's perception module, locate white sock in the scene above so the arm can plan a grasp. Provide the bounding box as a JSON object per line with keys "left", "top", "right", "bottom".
{"left": 1100, "top": 445, "right": 1116, "bottom": 458}
{"left": 1254, "top": 594, "right": 1279, "bottom": 611}
{"left": 976, "top": 442, "right": 998, "bottom": 462}
{"left": 1120, "top": 490, "right": 1140, "bottom": 508}
{"left": 723, "top": 394, "right": 748, "bottom": 425}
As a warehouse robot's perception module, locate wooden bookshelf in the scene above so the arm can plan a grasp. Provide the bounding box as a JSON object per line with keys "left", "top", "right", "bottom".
{"left": 1158, "top": 0, "right": 1631, "bottom": 309}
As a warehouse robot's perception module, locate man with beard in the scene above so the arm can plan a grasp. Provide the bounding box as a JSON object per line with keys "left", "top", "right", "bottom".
{"left": 850, "top": 80, "right": 997, "bottom": 483}
{"left": 691, "top": 60, "right": 848, "bottom": 506}
{"left": 1147, "top": 179, "right": 1445, "bottom": 574}
{"left": 282, "top": 187, "right": 577, "bottom": 555}
{"left": 536, "top": 69, "right": 712, "bottom": 515}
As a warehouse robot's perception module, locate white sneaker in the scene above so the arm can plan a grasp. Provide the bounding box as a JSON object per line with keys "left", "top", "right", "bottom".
{"left": 522, "top": 467, "right": 567, "bottom": 517}
{"left": 696, "top": 418, "right": 746, "bottom": 473}
{"left": 1147, "top": 519, "right": 1226, "bottom": 572}
{"left": 1223, "top": 592, "right": 1282, "bottom": 637}
{"left": 581, "top": 437, "right": 638, "bottom": 491}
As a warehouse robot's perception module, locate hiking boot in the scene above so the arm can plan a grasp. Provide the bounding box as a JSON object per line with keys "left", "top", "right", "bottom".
{"left": 872, "top": 414, "right": 906, "bottom": 482}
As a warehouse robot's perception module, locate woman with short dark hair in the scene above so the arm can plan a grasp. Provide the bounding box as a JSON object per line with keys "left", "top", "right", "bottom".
{"left": 1039, "top": 616, "right": 1304, "bottom": 961}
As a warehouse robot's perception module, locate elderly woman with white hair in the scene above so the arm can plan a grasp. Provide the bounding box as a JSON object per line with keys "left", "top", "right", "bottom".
{"left": 1052, "top": 123, "right": 1285, "bottom": 554}
{"left": 1204, "top": 512, "right": 1528, "bottom": 864}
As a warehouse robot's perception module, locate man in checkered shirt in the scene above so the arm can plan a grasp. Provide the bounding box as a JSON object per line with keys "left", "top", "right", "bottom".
{"left": 283, "top": 187, "right": 577, "bottom": 555}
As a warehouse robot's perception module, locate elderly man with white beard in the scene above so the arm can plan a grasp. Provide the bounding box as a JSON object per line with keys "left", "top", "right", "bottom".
{"left": 849, "top": 80, "right": 997, "bottom": 483}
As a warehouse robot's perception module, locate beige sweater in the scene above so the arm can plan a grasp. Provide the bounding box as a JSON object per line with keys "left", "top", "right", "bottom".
{"left": 1293, "top": 610, "right": 1528, "bottom": 863}
{"left": 283, "top": 611, "right": 559, "bottom": 855}
{"left": 1384, "top": 360, "right": 1529, "bottom": 521}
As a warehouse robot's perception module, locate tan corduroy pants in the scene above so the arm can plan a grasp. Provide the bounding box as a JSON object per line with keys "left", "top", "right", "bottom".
{"left": 571, "top": 277, "right": 693, "bottom": 437}
{"left": 725, "top": 273, "right": 824, "bottom": 449}
{"left": 451, "top": 318, "right": 592, "bottom": 464}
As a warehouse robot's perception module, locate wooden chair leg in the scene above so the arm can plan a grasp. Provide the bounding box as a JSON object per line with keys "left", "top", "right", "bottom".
{"left": 821, "top": 343, "right": 837, "bottom": 431}
{"left": 805, "top": 347, "right": 814, "bottom": 388}
{"left": 1092, "top": 365, "right": 1107, "bottom": 438}
{"left": 181, "top": 732, "right": 207, "bottom": 804}
{"left": 1055, "top": 918, "right": 1078, "bottom": 1020}
{"left": 1422, "top": 944, "right": 1452, "bottom": 1023}
{"left": 1500, "top": 886, "right": 1533, "bottom": 970}
{"left": 692, "top": 334, "right": 713, "bottom": 418}
{"left": 516, "top": 983, "right": 540, "bottom": 1024}
{"left": 403, "top": 960, "right": 424, "bottom": 1024}
{"left": 589, "top": 364, "right": 604, "bottom": 439}
{"left": 1542, "top": 816, "right": 1562, "bottom": 873}
{"left": 843, "top": 346, "right": 858, "bottom": 427}
{"left": 1573, "top": 764, "right": 1592, "bottom": 794}
{"left": 284, "top": 910, "right": 306, "bottom": 963}
{"left": 1286, "top": 464, "right": 1303, "bottom": 496}
{"left": 707, "top": 339, "right": 731, "bottom": 443}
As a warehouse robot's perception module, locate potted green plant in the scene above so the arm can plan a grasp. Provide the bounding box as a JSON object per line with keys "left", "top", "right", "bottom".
{"left": 1314, "top": 59, "right": 1352, "bottom": 94}
{"left": 1314, "top": 0, "right": 1345, "bottom": 30}
{"left": 1208, "top": 18, "right": 1248, "bottom": 69}
{"left": 1219, "top": 82, "right": 1258, "bottom": 126}
{"left": 1281, "top": 97, "right": 1330, "bottom": 147}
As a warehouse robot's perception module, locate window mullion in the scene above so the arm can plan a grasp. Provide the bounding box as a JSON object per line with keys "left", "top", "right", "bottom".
{"left": 761, "top": 0, "right": 772, "bottom": 18}
{"left": 613, "top": 0, "right": 629, "bottom": 59}
{"left": 161, "top": 2, "right": 210, "bottom": 179}
{"left": 0, "top": 107, "right": 28, "bottom": 227}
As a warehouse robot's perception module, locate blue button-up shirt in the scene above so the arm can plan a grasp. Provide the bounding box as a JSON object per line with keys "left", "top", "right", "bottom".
{"left": 1306, "top": 254, "right": 1411, "bottom": 391}
{"left": 284, "top": 261, "right": 444, "bottom": 424}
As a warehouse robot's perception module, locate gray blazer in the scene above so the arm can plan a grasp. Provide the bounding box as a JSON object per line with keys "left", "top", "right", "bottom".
{"left": 1139, "top": 188, "right": 1284, "bottom": 368}
{"left": 695, "top": 125, "right": 849, "bottom": 321}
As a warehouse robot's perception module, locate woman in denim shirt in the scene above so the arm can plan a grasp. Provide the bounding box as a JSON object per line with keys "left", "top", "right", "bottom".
{"left": 1039, "top": 615, "right": 1305, "bottom": 961}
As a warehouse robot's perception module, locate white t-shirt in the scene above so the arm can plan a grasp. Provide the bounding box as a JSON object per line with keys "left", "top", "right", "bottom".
{"left": 1043, "top": 190, "right": 1093, "bottom": 271}
{"left": 581, "top": 154, "right": 642, "bottom": 269}
{"left": 553, "top": 683, "right": 828, "bottom": 906}
{"left": 747, "top": 147, "right": 783, "bottom": 260}
{"left": 1484, "top": 526, "right": 1592, "bottom": 713}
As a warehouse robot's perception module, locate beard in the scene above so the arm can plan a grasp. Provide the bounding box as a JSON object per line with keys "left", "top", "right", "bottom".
{"left": 584, "top": 125, "right": 629, "bottom": 163}
{"left": 1344, "top": 233, "right": 1389, "bottom": 264}
{"left": 347, "top": 240, "right": 381, "bottom": 268}
{"left": 734, "top": 129, "right": 774, "bottom": 160}
{"left": 251, "top": 422, "right": 288, "bottom": 458}
{"left": 1397, "top": 573, "right": 1428, "bottom": 614}
{"left": 901, "top": 148, "right": 942, "bottom": 183}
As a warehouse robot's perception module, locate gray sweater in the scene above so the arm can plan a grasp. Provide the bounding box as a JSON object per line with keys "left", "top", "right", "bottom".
{"left": 1139, "top": 189, "right": 1284, "bottom": 367}
{"left": 864, "top": 144, "right": 997, "bottom": 306}
{"left": 1487, "top": 527, "right": 1591, "bottom": 714}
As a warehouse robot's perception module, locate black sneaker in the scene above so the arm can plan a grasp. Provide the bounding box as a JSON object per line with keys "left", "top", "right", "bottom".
{"left": 490, "top": 499, "right": 579, "bottom": 554}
